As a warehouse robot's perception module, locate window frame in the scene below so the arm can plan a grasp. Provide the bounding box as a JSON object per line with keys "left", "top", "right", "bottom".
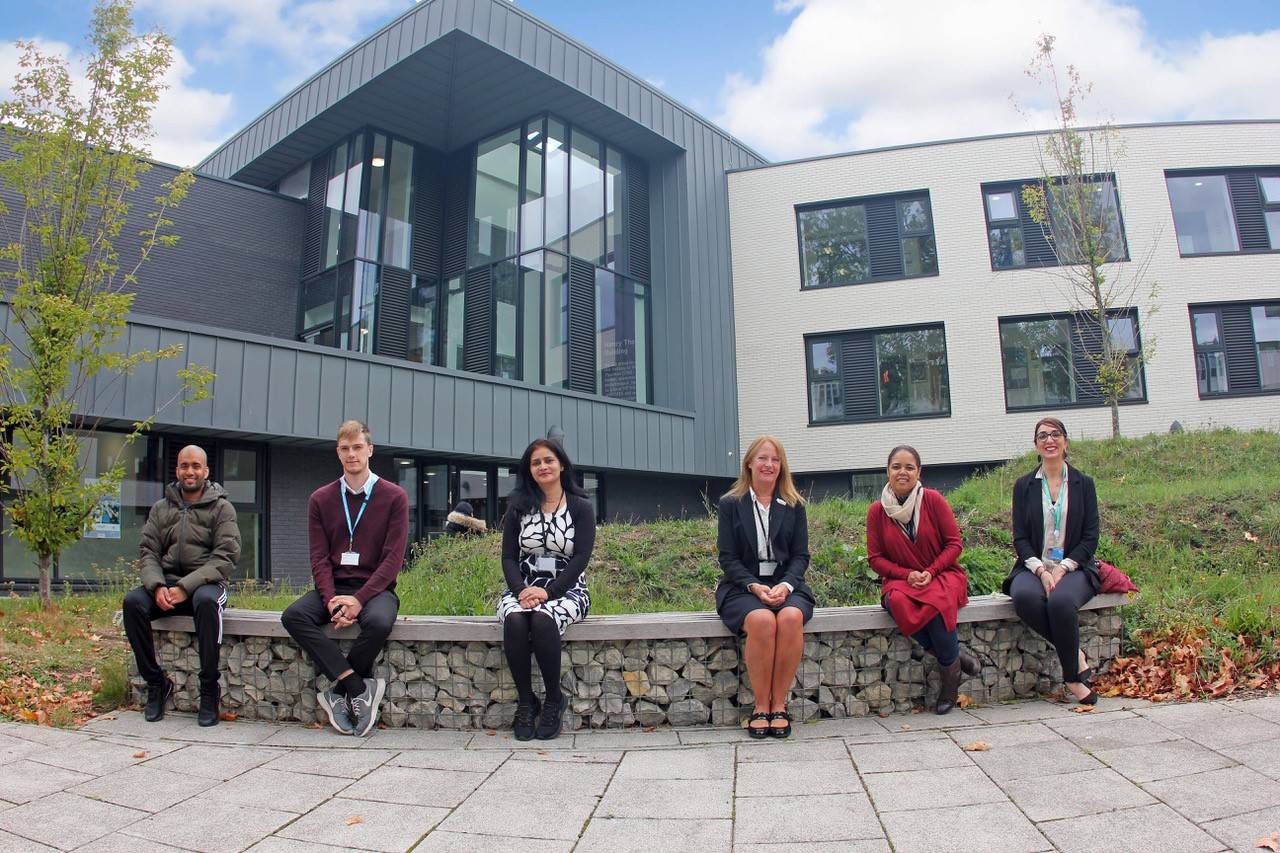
{"left": 981, "top": 174, "right": 1130, "bottom": 271}
{"left": 1165, "top": 167, "right": 1280, "bottom": 258}
{"left": 1189, "top": 307, "right": 1229, "bottom": 397}
{"left": 795, "top": 189, "right": 939, "bottom": 291}
{"left": 1261, "top": 173, "right": 1280, "bottom": 251}
{"left": 1186, "top": 299, "right": 1280, "bottom": 400}
{"left": 805, "top": 338, "right": 844, "bottom": 424}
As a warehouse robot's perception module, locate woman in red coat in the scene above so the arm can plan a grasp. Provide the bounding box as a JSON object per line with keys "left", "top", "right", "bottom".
{"left": 866, "top": 445, "right": 979, "bottom": 714}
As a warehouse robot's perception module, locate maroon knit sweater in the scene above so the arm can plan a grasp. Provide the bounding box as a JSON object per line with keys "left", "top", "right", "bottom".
{"left": 307, "top": 477, "right": 409, "bottom": 606}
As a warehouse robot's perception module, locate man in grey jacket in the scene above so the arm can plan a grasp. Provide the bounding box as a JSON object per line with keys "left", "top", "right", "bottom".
{"left": 122, "top": 445, "right": 240, "bottom": 726}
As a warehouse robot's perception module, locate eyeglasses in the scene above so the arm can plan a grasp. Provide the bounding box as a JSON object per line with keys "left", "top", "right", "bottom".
{"left": 1035, "top": 430, "right": 1064, "bottom": 442}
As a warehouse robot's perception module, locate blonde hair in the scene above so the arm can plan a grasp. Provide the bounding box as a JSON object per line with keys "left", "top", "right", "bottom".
{"left": 336, "top": 419, "right": 372, "bottom": 444}
{"left": 725, "top": 435, "right": 806, "bottom": 505}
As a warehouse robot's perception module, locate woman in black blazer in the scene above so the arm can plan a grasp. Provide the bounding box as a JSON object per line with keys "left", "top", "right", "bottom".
{"left": 1003, "top": 417, "right": 1100, "bottom": 705}
{"left": 717, "top": 435, "right": 814, "bottom": 738}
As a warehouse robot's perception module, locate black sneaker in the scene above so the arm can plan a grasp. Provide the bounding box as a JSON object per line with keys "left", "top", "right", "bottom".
{"left": 513, "top": 696, "right": 541, "bottom": 741}
{"left": 197, "top": 685, "right": 220, "bottom": 727}
{"left": 348, "top": 678, "right": 386, "bottom": 737}
{"left": 534, "top": 696, "right": 565, "bottom": 740}
{"left": 144, "top": 677, "right": 174, "bottom": 722}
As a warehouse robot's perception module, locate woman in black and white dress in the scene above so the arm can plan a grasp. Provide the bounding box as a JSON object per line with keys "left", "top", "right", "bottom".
{"left": 498, "top": 438, "right": 595, "bottom": 740}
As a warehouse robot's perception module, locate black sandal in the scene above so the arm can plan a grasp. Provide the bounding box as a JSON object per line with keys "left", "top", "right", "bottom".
{"left": 747, "top": 711, "right": 771, "bottom": 739}
{"left": 768, "top": 711, "right": 792, "bottom": 739}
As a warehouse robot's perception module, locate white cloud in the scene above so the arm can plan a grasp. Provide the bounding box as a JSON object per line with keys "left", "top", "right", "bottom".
{"left": 716, "top": 0, "right": 1280, "bottom": 160}
{"left": 0, "top": 38, "right": 235, "bottom": 168}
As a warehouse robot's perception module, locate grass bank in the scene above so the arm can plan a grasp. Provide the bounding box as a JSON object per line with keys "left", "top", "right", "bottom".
{"left": 2, "top": 428, "right": 1276, "bottom": 723}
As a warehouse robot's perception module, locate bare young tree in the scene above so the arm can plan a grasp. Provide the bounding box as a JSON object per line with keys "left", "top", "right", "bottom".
{"left": 1016, "top": 34, "right": 1160, "bottom": 438}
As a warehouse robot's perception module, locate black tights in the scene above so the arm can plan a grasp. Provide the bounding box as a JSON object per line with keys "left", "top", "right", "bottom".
{"left": 503, "top": 611, "right": 563, "bottom": 705}
{"left": 1009, "top": 569, "right": 1095, "bottom": 682}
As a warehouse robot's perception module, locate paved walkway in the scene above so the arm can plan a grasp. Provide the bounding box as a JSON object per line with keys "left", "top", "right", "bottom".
{"left": 0, "top": 695, "right": 1279, "bottom": 852}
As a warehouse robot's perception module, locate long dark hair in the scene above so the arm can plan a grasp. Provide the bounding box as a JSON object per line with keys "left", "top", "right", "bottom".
{"left": 506, "top": 438, "right": 587, "bottom": 516}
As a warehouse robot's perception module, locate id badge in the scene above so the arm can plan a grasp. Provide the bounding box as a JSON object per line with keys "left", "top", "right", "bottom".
{"left": 536, "top": 556, "right": 559, "bottom": 575}
{"left": 340, "top": 551, "right": 361, "bottom": 566}
{"left": 1049, "top": 547, "right": 1064, "bottom": 562}
{"left": 758, "top": 560, "right": 778, "bottom": 577}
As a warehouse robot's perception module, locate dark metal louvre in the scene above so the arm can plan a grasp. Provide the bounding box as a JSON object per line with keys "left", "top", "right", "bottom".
{"left": 1070, "top": 312, "right": 1106, "bottom": 402}
{"left": 1220, "top": 304, "right": 1261, "bottom": 392}
{"left": 866, "top": 198, "right": 902, "bottom": 280}
{"left": 626, "top": 158, "right": 650, "bottom": 282}
{"left": 302, "top": 155, "right": 327, "bottom": 276}
{"left": 441, "top": 149, "right": 471, "bottom": 280}
{"left": 376, "top": 266, "right": 411, "bottom": 360}
{"left": 411, "top": 152, "right": 444, "bottom": 279}
{"left": 462, "top": 265, "right": 492, "bottom": 374}
{"left": 840, "top": 334, "right": 878, "bottom": 421}
{"left": 1017, "top": 182, "right": 1058, "bottom": 266}
{"left": 1228, "top": 172, "right": 1269, "bottom": 251}
{"left": 567, "top": 257, "right": 597, "bottom": 394}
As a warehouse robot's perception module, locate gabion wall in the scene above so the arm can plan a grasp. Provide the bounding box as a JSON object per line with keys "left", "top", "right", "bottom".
{"left": 129, "top": 609, "right": 1124, "bottom": 729}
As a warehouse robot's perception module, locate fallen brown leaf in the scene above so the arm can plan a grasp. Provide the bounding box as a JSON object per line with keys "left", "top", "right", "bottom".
{"left": 1071, "top": 705, "right": 1095, "bottom": 714}
{"left": 484, "top": 730, "right": 496, "bottom": 736}
{"left": 1255, "top": 831, "right": 1279, "bottom": 851}
{"left": 132, "top": 751, "right": 146, "bottom": 759}
{"left": 962, "top": 741, "right": 991, "bottom": 752}
{"left": 957, "top": 694, "right": 974, "bottom": 709}
{"left": 218, "top": 712, "right": 237, "bottom": 722}
{"left": 1245, "top": 531, "right": 1260, "bottom": 543}
{"left": 344, "top": 815, "right": 364, "bottom": 826}
{"left": 641, "top": 726, "right": 657, "bottom": 733}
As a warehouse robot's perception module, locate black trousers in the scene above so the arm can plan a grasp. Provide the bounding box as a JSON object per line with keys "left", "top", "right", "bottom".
{"left": 123, "top": 584, "right": 227, "bottom": 689}
{"left": 1009, "top": 569, "right": 1095, "bottom": 682}
{"left": 281, "top": 587, "right": 399, "bottom": 682}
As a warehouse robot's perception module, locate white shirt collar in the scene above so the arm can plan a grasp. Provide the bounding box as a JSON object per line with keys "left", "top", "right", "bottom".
{"left": 749, "top": 487, "right": 787, "bottom": 507}
{"left": 341, "top": 470, "right": 379, "bottom": 496}
{"left": 1034, "top": 464, "right": 1069, "bottom": 480}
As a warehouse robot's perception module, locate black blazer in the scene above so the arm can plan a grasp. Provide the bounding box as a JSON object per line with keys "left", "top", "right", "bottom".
{"left": 1003, "top": 465, "right": 1100, "bottom": 594}
{"left": 716, "top": 493, "right": 814, "bottom": 608}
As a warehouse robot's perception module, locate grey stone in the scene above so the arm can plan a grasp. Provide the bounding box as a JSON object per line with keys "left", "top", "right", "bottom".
{"left": 576, "top": 818, "right": 731, "bottom": 853}
{"left": 614, "top": 746, "right": 732, "bottom": 780}
{"left": 414, "top": 831, "right": 572, "bottom": 852}
{"left": 1143, "top": 764, "right": 1280, "bottom": 823}
{"left": 123, "top": 796, "right": 295, "bottom": 853}
{"left": 850, "top": 739, "right": 973, "bottom": 773}
{"left": 880, "top": 801, "right": 1050, "bottom": 853}
{"left": 0, "top": 759, "right": 93, "bottom": 804}
{"left": 203, "top": 767, "right": 351, "bottom": 813}
{"left": 737, "top": 758, "right": 861, "bottom": 796}
{"left": 341, "top": 765, "right": 488, "bottom": 808}
{"left": 1203, "top": 803, "right": 1280, "bottom": 853}
{"left": 969, "top": 738, "right": 1103, "bottom": 782}
{"left": 439, "top": 791, "right": 597, "bottom": 841}
{"left": 69, "top": 764, "right": 218, "bottom": 812}
{"left": 481, "top": 758, "right": 615, "bottom": 797}
{"left": 598, "top": 776, "right": 733, "bottom": 819}
{"left": 1094, "top": 738, "right": 1235, "bottom": 783}
{"left": 667, "top": 698, "right": 710, "bottom": 727}
{"left": 1003, "top": 767, "right": 1156, "bottom": 821}
{"left": 0, "top": 792, "right": 146, "bottom": 850}
{"left": 865, "top": 766, "right": 1005, "bottom": 812}
{"left": 276, "top": 797, "right": 450, "bottom": 852}
{"left": 1038, "top": 803, "right": 1222, "bottom": 853}
{"left": 734, "top": 793, "right": 883, "bottom": 844}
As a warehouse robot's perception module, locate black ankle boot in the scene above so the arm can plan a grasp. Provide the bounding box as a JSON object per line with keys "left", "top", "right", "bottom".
{"left": 959, "top": 648, "right": 981, "bottom": 677}
{"left": 936, "top": 659, "right": 962, "bottom": 715}
{"left": 197, "top": 684, "right": 220, "bottom": 727}
{"left": 144, "top": 677, "right": 174, "bottom": 722}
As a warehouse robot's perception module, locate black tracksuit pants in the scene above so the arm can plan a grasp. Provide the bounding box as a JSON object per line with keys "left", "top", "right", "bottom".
{"left": 281, "top": 586, "right": 399, "bottom": 682}
{"left": 123, "top": 584, "right": 227, "bottom": 689}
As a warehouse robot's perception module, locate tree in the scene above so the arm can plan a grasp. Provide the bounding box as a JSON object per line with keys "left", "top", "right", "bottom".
{"left": 1016, "top": 34, "right": 1160, "bottom": 438}
{"left": 0, "top": 0, "right": 211, "bottom": 608}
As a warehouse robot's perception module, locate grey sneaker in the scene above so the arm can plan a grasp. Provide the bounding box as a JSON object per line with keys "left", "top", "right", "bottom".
{"left": 317, "top": 688, "right": 355, "bottom": 735}
{"left": 348, "top": 678, "right": 386, "bottom": 737}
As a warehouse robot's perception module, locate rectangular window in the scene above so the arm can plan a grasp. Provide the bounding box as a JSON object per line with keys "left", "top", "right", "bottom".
{"left": 407, "top": 275, "right": 437, "bottom": 365}
{"left": 443, "top": 275, "right": 465, "bottom": 370}
{"left": 1263, "top": 175, "right": 1280, "bottom": 250}
{"left": 595, "top": 269, "right": 650, "bottom": 404}
{"left": 1189, "top": 301, "right": 1280, "bottom": 397}
{"left": 983, "top": 176, "right": 1127, "bottom": 269}
{"left": 471, "top": 128, "right": 521, "bottom": 267}
{"left": 338, "top": 134, "right": 364, "bottom": 264}
{"left": 1167, "top": 175, "right": 1240, "bottom": 254}
{"left": 494, "top": 259, "right": 520, "bottom": 380}
{"left": 1254, "top": 305, "right": 1280, "bottom": 389}
{"left": 804, "top": 323, "right": 950, "bottom": 425}
{"left": 321, "top": 141, "right": 348, "bottom": 269}
{"left": 543, "top": 252, "right": 569, "bottom": 388}
{"left": 569, "top": 130, "right": 605, "bottom": 266}
{"left": 381, "top": 139, "right": 414, "bottom": 269}
{"left": 1191, "top": 309, "right": 1227, "bottom": 395}
{"left": 798, "top": 191, "right": 938, "bottom": 288}
{"left": 998, "top": 310, "right": 1147, "bottom": 410}
{"left": 520, "top": 119, "right": 545, "bottom": 254}
{"left": 358, "top": 134, "right": 387, "bottom": 261}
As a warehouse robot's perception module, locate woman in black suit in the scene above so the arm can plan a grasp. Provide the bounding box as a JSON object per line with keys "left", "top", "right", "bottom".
{"left": 1004, "top": 417, "right": 1100, "bottom": 705}
{"left": 717, "top": 435, "right": 814, "bottom": 738}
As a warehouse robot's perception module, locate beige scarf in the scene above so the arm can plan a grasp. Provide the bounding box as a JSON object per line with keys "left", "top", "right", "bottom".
{"left": 880, "top": 481, "right": 923, "bottom": 531}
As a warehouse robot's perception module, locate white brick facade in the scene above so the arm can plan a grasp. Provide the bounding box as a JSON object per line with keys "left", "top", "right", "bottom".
{"left": 726, "top": 121, "right": 1280, "bottom": 475}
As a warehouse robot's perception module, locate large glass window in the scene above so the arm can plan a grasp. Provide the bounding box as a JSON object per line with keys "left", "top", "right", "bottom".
{"left": 807, "top": 339, "right": 842, "bottom": 422}
{"left": 358, "top": 134, "right": 387, "bottom": 261}
{"left": 322, "top": 141, "right": 348, "bottom": 268}
{"left": 338, "top": 134, "right": 364, "bottom": 263}
{"left": 457, "top": 469, "right": 490, "bottom": 524}
{"left": 595, "top": 269, "right": 649, "bottom": 404}
{"left": 494, "top": 259, "right": 520, "bottom": 380}
{"left": 1048, "top": 179, "right": 1125, "bottom": 263}
{"left": 543, "top": 253, "right": 569, "bottom": 388}
{"left": 382, "top": 139, "right": 414, "bottom": 269}
{"left": 443, "top": 275, "right": 465, "bottom": 370}
{"left": 1192, "top": 310, "right": 1227, "bottom": 395}
{"left": 1107, "top": 315, "right": 1146, "bottom": 400}
{"left": 1262, "top": 175, "right": 1280, "bottom": 251}
{"left": 521, "top": 254, "right": 542, "bottom": 384}
{"left": 299, "top": 272, "right": 335, "bottom": 337}
{"left": 545, "top": 118, "right": 569, "bottom": 255}
{"left": 798, "top": 192, "right": 937, "bottom": 287}
{"left": 875, "top": 327, "right": 950, "bottom": 417}
{"left": 1167, "top": 175, "right": 1239, "bottom": 255}
{"left": 471, "top": 128, "right": 521, "bottom": 267}
{"left": 1253, "top": 305, "right": 1280, "bottom": 389}
{"left": 570, "top": 130, "right": 605, "bottom": 266}
{"left": 520, "top": 119, "right": 545, "bottom": 254}
{"left": 408, "top": 275, "right": 437, "bottom": 365}
{"left": 999, "top": 319, "right": 1075, "bottom": 408}
{"left": 898, "top": 198, "right": 938, "bottom": 277}
{"left": 341, "top": 261, "right": 378, "bottom": 354}
{"left": 606, "top": 147, "right": 625, "bottom": 270}
{"left": 798, "top": 204, "right": 869, "bottom": 287}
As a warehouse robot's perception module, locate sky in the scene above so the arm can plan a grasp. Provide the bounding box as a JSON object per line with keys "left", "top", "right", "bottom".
{"left": 1, "top": 0, "right": 1278, "bottom": 167}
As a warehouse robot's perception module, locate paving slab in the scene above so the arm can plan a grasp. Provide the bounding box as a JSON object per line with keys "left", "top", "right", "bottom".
{"left": 1169, "top": 713, "right": 1280, "bottom": 750}
{"left": 157, "top": 717, "right": 282, "bottom": 746}
{"left": 464, "top": 732, "right": 577, "bottom": 751}
{"left": 675, "top": 727, "right": 752, "bottom": 745}
{"left": 261, "top": 746, "right": 399, "bottom": 777}
{"left": 0, "top": 829, "right": 58, "bottom": 852}
{"left": 1043, "top": 712, "right": 1182, "bottom": 751}
{"left": 946, "top": 721, "right": 1063, "bottom": 748}
{"left": 479, "top": 757, "right": 615, "bottom": 797}
{"left": 413, "top": 830, "right": 573, "bottom": 852}
{"left": 257, "top": 725, "right": 361, "bottom": 749}
{"left": 340, "top": 765, "right": 487, "bottom": 808}
{"left": 737, "top": 737, "right": 849, "bottom": 763}
{"left": 1094, "top": 738, "right": 1236, "bottom": 783}
{"left": 1229, "top": 695, "right": 1280, "bottom": 723}
{"left": 436, "top": 790, "right": 598, "bottom": 841}
{"left": 864, "top": 766, "right": 1006, "bottom": 812}
{"left": 78, "top": 712, "right": 189, "bottom": 739}
{"left": 385, "top": 748, "right": 509, "bottom": 773}
{"left": 965, "top": 700, "right": 1077, "bottom": 725}
{"left": 203, "top": 766, "right": 353, "bottom": 813}
{"left": 71, "top": 835, "right": 190, "bottom": 853}
{"left": 508, "top": 749, "right": 623, "bottom": 764}
{"left": 0, "top": 723, "right": 89, "bottom": 748}
{"left": 879, "top": 801, "right": 1051, "bottom": 853}
{"left": 1220, "top": 737, "right": 1280, "bottom": 780}
{"left": 31, "top": 737, "right": 177, "bottom": 776}
{"left": 873, "top": 709, "right": 984, "bottom": 732}
{"left": 734, "top": 842, "right": 890, "bottom": 853}
{"left": 734, "top": 793, "right": 883, "bottom": 844}
{"left": 849, "top": 738, "right": 974, "bottom": 773}
{"left": 68, "top": 764, "right": 219, "bottom": 812}
{"left": 275, "top": 797, "right": 450, "bottom": 852}
{"left": 736, "top": 757, "right": 861, "bottom": 796}
{"left": 798, "top": 716, "right": 902, "bottom": 738}
{"left": 569, "top": 729, "right": 681, "bottom": 749}
{"left": 140, "top": 743, "right": 280, "bottom": 780}
{"left": 613, "top": 746, "right": 731, "bottom": 780}
{"left": 0, "top": 792, "right": 146, "bottom": 850}
{"left": 966, "top": 737, "right": 1103, "bottom": 782}
{"left": 597, "top": 776, "right": 733, "bottom": 819}
{"left": 575, "top": 817, "right": 731, "bottom": 853}
{"left": 1039, "top": 803, "right": 1224, "bottom": 853}
{"left": 0, "top": 760, "right": 93, "bottom": 804}
{"left": 361, "top": 728, "right": 476, "bottom": 750}
{"left": 243, "top": 839, "right": 356, "bottom": 853}
{"left": 1000, "top": 766, "right": 1156, "bottom": 821}
{"left": 122, "top": 797, "right": 295, "bottom": 853}
{"left": 1202, "top": 803, "right": 1280, "bottom": 853}
{"left": 1143, "top": 765, "right": 1280, "bottom": 823}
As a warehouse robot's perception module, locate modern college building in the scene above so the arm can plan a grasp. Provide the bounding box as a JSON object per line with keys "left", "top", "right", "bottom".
{"left": 1, "top": 0, "right": 1277, "bottom": 586}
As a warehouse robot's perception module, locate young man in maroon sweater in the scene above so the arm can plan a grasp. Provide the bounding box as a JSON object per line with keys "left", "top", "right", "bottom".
{"left": 282, "top": 420, "right": 409, "bottom": 736}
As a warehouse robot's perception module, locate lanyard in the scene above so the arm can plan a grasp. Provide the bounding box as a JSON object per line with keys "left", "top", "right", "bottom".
{"left": 1041, "top": 476, "right": 1064, "bottom": 539}
{"left": 752, "top": 498, "right": 774, "bottom": 562}
{"left": 343, "top": 481, "right": 373, "bottom": 549}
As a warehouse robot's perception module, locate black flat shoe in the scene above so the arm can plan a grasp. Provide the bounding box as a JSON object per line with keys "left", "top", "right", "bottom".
{"left": 534, "top": 696, "right": 565, "bottom": 740}
{"left": 768, "top": 711, "right": 792, "bottom": 738}
{"left": 747, "top": 711, "right": 771, "bottom": 739}
{"left": 513, "top": 697, "right": 541, "bottom": 741}
{"left": 1078, "top": 689, "right": 1099, "bottom": 706}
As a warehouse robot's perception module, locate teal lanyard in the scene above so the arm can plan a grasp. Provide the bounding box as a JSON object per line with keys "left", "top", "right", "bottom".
{"left": 343, "top": 481, "right": 373, "bottom": 549}
{"left": 1041, "top": 476, "right": 1064, "bottom": 539}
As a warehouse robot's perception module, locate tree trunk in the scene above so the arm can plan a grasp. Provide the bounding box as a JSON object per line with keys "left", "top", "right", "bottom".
{"left": 38, "top": 552, "right": 53, "bottom": 610}
{"left": 1110, "top": 400, "right": 1121, "bottom": 439}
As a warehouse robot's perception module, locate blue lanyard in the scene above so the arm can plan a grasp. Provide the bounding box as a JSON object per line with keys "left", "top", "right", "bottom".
{"left": 1041, "top": 476, "right": 1064, "bottom": 538}
{"left": 343, "top": 481, "right": 373, "bottom": 548}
